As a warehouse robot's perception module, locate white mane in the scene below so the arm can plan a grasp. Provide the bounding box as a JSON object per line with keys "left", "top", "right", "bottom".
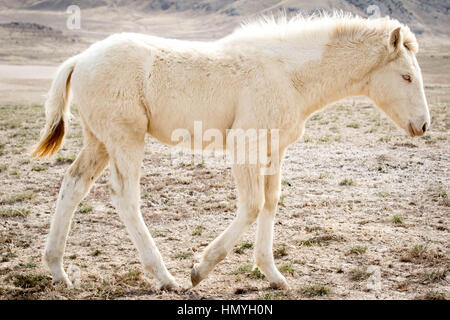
{"left": 225, "top": 10, "right": 418, "bottom": 53}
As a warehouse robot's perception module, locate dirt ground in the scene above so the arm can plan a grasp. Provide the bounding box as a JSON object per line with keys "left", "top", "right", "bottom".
{"left": 0, "top": 10, "right": 449, "bottom": 300}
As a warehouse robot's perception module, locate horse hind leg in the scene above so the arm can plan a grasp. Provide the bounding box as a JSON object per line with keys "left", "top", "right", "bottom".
{"left": 44, "top": 128, "right": 109, "bottom": 286}
{"left": 106, "top": 129, "right": 178, "bottom": 291}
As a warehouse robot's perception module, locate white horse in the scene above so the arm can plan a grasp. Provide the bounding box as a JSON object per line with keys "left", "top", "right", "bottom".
{"left": 32, "top": 13, "right": 430, "bottom": 291}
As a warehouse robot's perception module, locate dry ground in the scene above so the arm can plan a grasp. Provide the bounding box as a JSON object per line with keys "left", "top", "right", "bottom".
{"left": 0, "top": 10, "right": 449, "bottom": 300}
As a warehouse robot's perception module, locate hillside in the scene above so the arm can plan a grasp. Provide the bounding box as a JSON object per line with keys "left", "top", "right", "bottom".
{"left": 1, "top": 0, "right": 449, "bottom": 40}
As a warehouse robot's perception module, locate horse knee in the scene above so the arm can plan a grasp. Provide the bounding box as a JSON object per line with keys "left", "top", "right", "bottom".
{"left": 264, "top": 185, "right": 280, "bottom": 213}
{"left": 242, "top": 200, "right": 264, "bottom": 225}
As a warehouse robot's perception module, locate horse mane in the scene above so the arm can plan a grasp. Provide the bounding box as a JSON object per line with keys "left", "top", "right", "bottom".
{"left": 228, "top": 10, "right": 419, "bottom": 54}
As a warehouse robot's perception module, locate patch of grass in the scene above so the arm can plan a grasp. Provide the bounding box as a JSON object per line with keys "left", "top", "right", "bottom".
{"left": 299, "top": 240, "right": 314, "bottom": 247}
{"left": 376, "top": 191, "right": 390, "bottom": 198}
{"left": 339, "top": 178, "right": 355, "bottom": 186}
{"left": 281, "top": 179, "right": 292, "bottom": 187}
{"left": 1, "top": 251, "right": 17, "bottom": 262}
{"left": 31, "top": 164, "right": 48, "bottom": 172}
{"left": 400, "top": 244, "right": 444, "bottom": 264}
{"left": 318, "top": 134, "right": 331, "bottom": 143}
{"left": 55, "top": 154, "right": 76, "bottom": 165}
{"left": 411, "top": 244, "right": 427, "bottom": 258}
{"left": 349, "top": 245, "right": 367, "bottom": 255}
{"left": 379, "top": 135, "right": 392, "bottom": 142}
{"left": 0, "top": 192, "right": 35, "bottom": 205}
{"left": 151, "top": 230, "right": 166, "bottom": 238}
{"left": 230, "top": 263, "right": 252, "bottom": 275}
{"left": 259, "top": 290, "right": 290, "bottom": 300}
{"left": 423, "top": 290, "right": 446, "bottom": 300}
{"left": 249, "top": 267, "right": 265, "bottom": 279}
{"left": 391, "top": 215, "right": 404, "bottom": 224}
{"left": 92, "top": 250, "right": 101, "bottom": 256}
{"left": 318, "top": 173, "right": 331, "bottom": 179}
{"left": 348, "top": 268, "right": 372, "bottom": 281}
{"left": 13, "top": 274, "right": 50, "bottom": 289}
{"left": 420, "top": 268, "right": 448, "bottom": 284}
{"left": 69, "top": 254, "right": 77, "bottom": 260}
{"left": 0, "top": 208, "right": 30, "bottom": 217}
{"left": 234, "top": 241, "right": 253, "bottom": 254}
{"left": 8, "top": 169, "right": 19, "bottom": 176}
{"left": 300, "top": 284, "right": 330, "bottom": 297}
{"left": 346, "top": 122, "right": 360, "bottom": 128}
{"left": 174, "top": 252, "right": 191, "bottom": 260}
{"left": 437, "top": 188, "right": 449, "bottom": 207}
{"left": 278, "top": 263, "right": 295, "bottom": 275}
{"left": 192, "top": 226, "right": 204, "bottom": 236}
{"left": 274, "top": 245, "right": 288, "bottom": 258}
{"left": 299, "top": 234, "right": 345, "bottom": 247}
{"left": 77, "top": 202, "right": 93, "bottom": 214}
{"left": 394, "top": 142, "right": 418, "bottom": 148}
{"left": 0, "top": 164, "right": 8, "bottom": 172}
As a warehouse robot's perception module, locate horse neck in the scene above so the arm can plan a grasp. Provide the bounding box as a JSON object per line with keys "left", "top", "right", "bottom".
{"left": 289, "top": 40, "right": 382, "bottom": 119}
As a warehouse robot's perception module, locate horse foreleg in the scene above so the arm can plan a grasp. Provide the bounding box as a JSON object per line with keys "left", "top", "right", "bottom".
{"left": 191, "top": 164, "right": 264, "bottom": 287}
{"left": 254, "top": 166, "right": 288, "bottom": 289}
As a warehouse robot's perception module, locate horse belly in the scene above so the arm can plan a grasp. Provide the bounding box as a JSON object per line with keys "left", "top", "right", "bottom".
{"left": 148, "top": 98, "right": 234, "bottom": 149}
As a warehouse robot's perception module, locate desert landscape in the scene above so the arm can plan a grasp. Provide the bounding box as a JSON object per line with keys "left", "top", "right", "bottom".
{"left": 0, "top": 1, "right": 448, "bottom": 300}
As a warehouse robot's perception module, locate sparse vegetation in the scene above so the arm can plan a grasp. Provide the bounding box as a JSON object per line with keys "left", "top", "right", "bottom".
{"left": 274, "top": 245, "right": 288, "bottom": 258}
{"left": 419, "top": 268, "right": 448, "bottom": 284}
{"left": 192, "top": 226, "right": 204, "bottom": 236}
{"left": 349, "top": 245, "right": 367, "bottom": 255}
{"left": 346, "top": 122, "right": 360, "bottom": 128}
{"left": 77, "top": 201, "right": 93, "bottom": 214}
{"left": 300, "top": 284, "right": 330, "bottom": 297}
{"left": 259, "top": 290, "right": 290, "bottom": 300}
{"left": 0, "top": 208, "right": 30, "bottom": 217}
{"left": 339, "top": 178, "right": 355, "bottom": 186}
{"left": 423, "top": 290, "right": 446, "bottom": 300}
{"left": 348, "top": 268, "right": 372, "bottom": 281}
{"left": 231, "top": 263, "right": 252, "bottom": 275}
{"left": 391, "top": 215, "right": 404, "bottom": 224}
{"left": 411, "top": 244, "right": 427, "bottom": 258}
{"left": 249, "top": 267, "right": 265, "bottom": 279}
{"left": 13, "top": 274, "right": 50, "bottom": 289}
{"left": 174, "top": 252, "right": 191, "bottom": 260}
{"left": 278, "top": 263, "right": 295, "bottom": 275}
{"left": 234, "top": 241, "right": 253, "bottom": 254}
{"left": 0, "top": 192, "right": 34, "bottom": 205}
{"left": 55, "top": 154, "right": 76, "bottom": 165}
{"left": 31, "top": 164, "right": 48, "bottom": 172}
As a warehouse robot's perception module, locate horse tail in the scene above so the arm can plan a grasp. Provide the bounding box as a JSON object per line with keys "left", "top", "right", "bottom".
{"left": 31, "top": 55, "right": 78, "bottom": 159}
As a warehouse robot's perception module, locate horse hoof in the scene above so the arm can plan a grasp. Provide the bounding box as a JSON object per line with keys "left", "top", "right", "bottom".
{"left": 270, "top": 279, "right": 289, "bottom": 290}
{"left": 52, "top": 276, "right": 73, "bottom": 288}
{"left": 190, "top": 264, "right": 202, "bottom": 287}
{"left": 158, "top": 280, "right": 180, "bottom": 292}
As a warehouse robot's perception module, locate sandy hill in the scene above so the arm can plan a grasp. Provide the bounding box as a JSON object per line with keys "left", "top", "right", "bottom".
{"left": 1, "top": 0, "right": 448, "bottom": 40}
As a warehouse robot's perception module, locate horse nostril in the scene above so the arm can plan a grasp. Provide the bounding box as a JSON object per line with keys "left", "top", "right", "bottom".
{"left": 422, "top": 123, "right": 428, "bottom": 133}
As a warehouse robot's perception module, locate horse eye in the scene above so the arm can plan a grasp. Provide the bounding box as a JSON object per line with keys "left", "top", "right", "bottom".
{"left": 402, "top": 74, "right": 412, "bottom": 82}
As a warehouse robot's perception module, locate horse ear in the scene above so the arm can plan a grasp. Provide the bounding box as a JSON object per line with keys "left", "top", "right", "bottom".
{"left": 389, "top": 27, "right": 402, "bottom": 53}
